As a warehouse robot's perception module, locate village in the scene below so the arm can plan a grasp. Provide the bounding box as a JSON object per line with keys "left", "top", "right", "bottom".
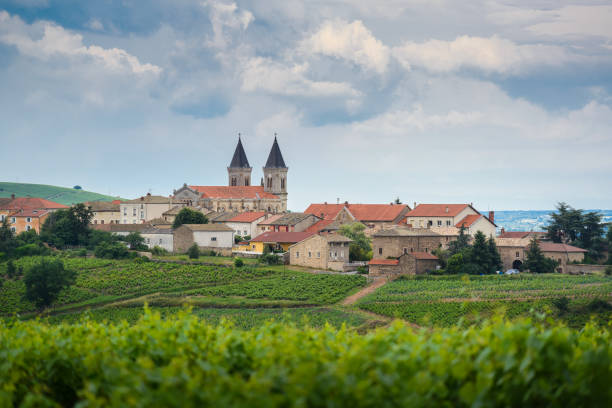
{"left": 0, "top": 136, "right": 593, "bottom": 277}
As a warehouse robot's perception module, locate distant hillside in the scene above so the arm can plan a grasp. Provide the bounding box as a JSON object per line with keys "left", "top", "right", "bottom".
{"left": 0, "top": 182, "right": 124, "bottom": 206}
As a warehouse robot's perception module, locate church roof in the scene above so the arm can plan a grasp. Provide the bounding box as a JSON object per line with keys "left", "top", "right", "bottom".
{"left": 264, "top": 136, "right": 287, "bottom": 168}
{"left": 229, "top": 137, "right": 251, "bottom": 168}
{"left": 189, "top": 186, "right": 279, "bottom": 200}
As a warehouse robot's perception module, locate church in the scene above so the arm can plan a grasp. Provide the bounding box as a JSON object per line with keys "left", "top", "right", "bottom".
{"left": 173, "top": 136, "right": 288, "bottom": 213}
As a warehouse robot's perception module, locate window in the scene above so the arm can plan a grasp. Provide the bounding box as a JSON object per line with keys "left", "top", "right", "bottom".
{"left": 437, "top": 220, "right": 442, "bottom": 226}
{"left": 252, "top": 244, "right": 256, "bottom": 249}
{"left": 378, "top": 248, "right": 383, "bottom": 255}
{"left": 26, "top": 217, "right": 31, "bottom": 223}
{"left": 516, "top": 252, "right": 520, "bottom": 258}
{"left": 26, "top": 225, "right": 31, "bottom": 231}
{"left": 281, "top": 178, "right": 285, "bottom": 189}
{"left": 428, "top": 220, "right": 433, "bottom": 227}
{"left": 159, "top": 239, "right": 162, "bottom": 244}
{"left": 296, "top": 251, "right": 300, "bottom": 258}
{"left": 140, "top": 204, "right": 143, "bottom": 209}
{"left": 308, "top": 252, "right": 312, "bottom": 258}
{"left": 243, "top": 230, "right": 247, "bottom": 236}
{"left": 211, "top": 237, "right": 217, "bottom": 241}
{"left": 140, "top": 211, "right": 144, "bottom": 219}
{"left": 0, "top": 215, "right": 4, "bottom": 221}
{"left": 231, "top": 177, "right": 237, "bottom": 186}
{"left": 133, "top": 208, "right": 136, "bottom": 216}
{"left": 94, "top": 220, "right": 97, "bottom": 224}
{"left": 340, "top": 251, "right": 344, "bottom": 257}
{"left": 410, "top": 248, "right": 414, "bottom": 252}
{"left": 146, "top": 238, "right": 150, "bottom": 244}
{"left": 317, "top": 252, "right": 320, "bottom": 258}
{"left": 334, "top": 252, "right": 338, "bottom": 257}
{"left": 10, "top": 227, "right": 16, "bottom": 233}
{"left": 446, "top": 220, "right": 451, "bottom": 226}
{"left": 101, "top": 220, "right": 104, "bottom": 225}
{"left": 11, "top": 217, "right": 16, "bottom": 223}
{"left": 403, "top": 248, "right": 408, "bottom": 255}
{"left": 425, "top": 248, "right": 428, "bottom": 253}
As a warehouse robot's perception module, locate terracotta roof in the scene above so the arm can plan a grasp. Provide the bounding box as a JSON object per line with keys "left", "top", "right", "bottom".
{"left": 8, "top": 209, "right": 49, "bottom": 218}
{"left": 85, "top": 201, "right": 120, "bottom": 212}
{"left": 162, "top": 206, "right": 185, "bottom": 216}
{"left": 374, "top": 228, "right": 442, "bottom": 237}
{"left": 181, "top": 224, "right": 234, "bottom": 232}
{"left": 227, "top": 211, "right": 267, "bottom": 223}
{"left": 190, "top": 186, "right": 279, "bottom": 200}
{"left": 369, "top": 259, "right": 399, "bottom": 265}
{"left": 149, "top": 217, "right": 172, "bottom": 225}
{"left": 0, "top": 197, "right": 68, "bottom": 210}
{"left": 257, "top": 214, "right": 283, "bottom": 225}
{"left": 498, "top": 231, "right": 546, "bottom": 239}
{"left": 0, "top": 198, "right": 13, "bottom": 207}
{"left": 123, "top": 195, "right": 173, "bottom": 204}
{"left": 411, "top": 252, "right": 438, "bottom": 260}
{"left": 250, "top": 231, "right": 314, "bottom": 243}
{"left": 536, "top": 242, "right": 587, "bottom": 253}
{"left": 209, "top": 212, "right": 240, "bottom": 222}
{"left": 455, "top": 214, "right": 482, "bottom": 228}
{"left": 304, "top": 219, "right": 336, "bottom": 233}
{"left": 406, "top": 204, "right": 471, "bottom": 217}
{"left": 304, "top": 203, "right": 408, "bottom": 222}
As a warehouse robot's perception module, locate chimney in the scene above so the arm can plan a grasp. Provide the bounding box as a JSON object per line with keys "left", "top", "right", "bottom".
{"left": 344, "top": 201, "right": 348, "bottom": 205}
{"left": 413, "top": 202, "right": 416, "bottom": 209}
{"left": 501, "top": 227, "right": 505, "bottom": 234}
{"left": 488, "top": 211, "right": 495, "bottom": 224}
{"left": 147, "top": 192, "right": 151, "bottom": 197}
{"left": 140, "top": 196, "right": 144, "bottom": 201}
{"left": 11, "top": 194, "right": 15, "bottom": 199}
{"left": 445, "top": 206, "right": 449, "bottom": 213}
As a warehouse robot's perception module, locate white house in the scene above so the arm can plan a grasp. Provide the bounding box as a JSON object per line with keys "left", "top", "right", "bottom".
{"left": 223, "top": 211, "right": 268, "bottom": 238}
{"left": 120, "top": 193, "right": 184, "bottom": 224}
{"left": 404, "top": 204, "right": 497, "bottom": 237}
{"left": 141, "top": 227, "right": 174, "bottom": 252}
{"left": 173, "top": 224, "right": 234, "bottom": 255}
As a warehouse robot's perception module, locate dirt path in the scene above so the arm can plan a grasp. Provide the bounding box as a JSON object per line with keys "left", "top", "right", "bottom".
{"left": 341, "top": 278, "right": 388, "bottom": 306}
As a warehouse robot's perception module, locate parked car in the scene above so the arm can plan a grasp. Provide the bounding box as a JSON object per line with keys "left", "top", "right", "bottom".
{"left": 505, "top": 269, "right": 520, "bottom": 275}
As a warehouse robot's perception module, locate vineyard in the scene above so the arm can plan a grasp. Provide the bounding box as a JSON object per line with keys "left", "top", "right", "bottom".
{"left": 358, "top": 274, "right": 612, "bottom": 327}
{"left": 0, "top": 312, "right": 610, "bottom": 407}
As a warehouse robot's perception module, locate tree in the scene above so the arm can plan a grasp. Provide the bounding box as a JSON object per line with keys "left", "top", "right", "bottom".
{"left": 94, "top": 242, "right": 129, "bottom": 259}
{"left": 173, "top": 208, "right": 208, "bottom": 229}
{"left": 524, "top": 238, "right": 558, "bottom": 274}
{"left": 188, "top": 244, "right": 200, "bottom": 259}
{"left": 234, "top": 258, "right": 244, "bottom": 267}
{"left": 487, "top": 237, "right": 503, "bottom": 273}
{"left": 41, "top": 204, "right": 93, "bottom": 247}
{"left": 446, "top": 253, "right": 464, "bottom": 274}
{"left": 448, "top": 225, "right": 470, "bottom": 255}
{"left": 23, "top": 258, "right": 76, "bottom": 311}
{"left": 339, "top": 223, "right": 372, "bottom": 261}
{"left": 0, "top": 218, "right": 17, "bottom": 259}
{"left": 125, "top": 232, "right": 147, "bottom": 250}
{"left": 470, "top": 231, "right": 490, "bottom": 274}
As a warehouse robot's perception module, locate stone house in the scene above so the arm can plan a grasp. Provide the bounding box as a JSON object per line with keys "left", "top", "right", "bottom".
{"left": 369, "top": 252, "right": 439, "bottom": 277}
{"left": 120, "top": 193, "right": 182, "bottom": 224}
{"left": 404, "top": 204, "right": 496, "bottom": 237}
{"left": 173, "top": 224, "right": 234, "bottom": 255}
{"left": 288, "top": 233, "right": 352, "bottom": 271}
{"left": 304, "top": 202, "right": 411, "bottom": 234}
{"left": 248, "top": 231, "right": 314, "bottom": 254}
{"left": 255, "top": 214, "right": 284, "bottom": 235}
{"left": 495, "top": 237, "right": 587, "bottom": 273}
{"left": 86, "top": 201, "right": 120, "bottom": 225}
{"left": 223, "top": 211, "right": 268, "bottom": 238}
{"left": 257, "top": 212, "right": 320, "bottom": 233}
{"left": 371, "top": 227, "right": 457, "bottom": 260}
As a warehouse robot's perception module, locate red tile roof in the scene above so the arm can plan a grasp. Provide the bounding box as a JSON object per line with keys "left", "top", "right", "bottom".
{"left": 227, "top": 211, "right": 267, "bottom": 223}
{"left": 250, "top": 231, "right": 314, "bottom": 243}
{"left": 0, "top": 197, "right": 67, "bottom": 210}
{"left": 536, "top": 242, "right": 587, "bottom": 253}
{"left": 406, "top": 204, "right": 471, "bottom": 217}
{"left": 189, "top": 186, "right": 279, "bottom": 199}
{"left": 498, "top": 231, "right": 546, "bottom": 239}
{"left": 8, "top": 209, "right": 50, "bottom": 218}
{"left": 455, "top": 214, "right": 482, "bottom": 228}
{"left": 304, "top": 203, "right": 408, "bottom": 222}
{"left": 304, "top": 219, "right": 336, "bottom": 233}
{"left": 369, "top": 259, "right": 399, "bottom": 265}
{"left": 411, "top": 252, "right": 438, "bottom": 260}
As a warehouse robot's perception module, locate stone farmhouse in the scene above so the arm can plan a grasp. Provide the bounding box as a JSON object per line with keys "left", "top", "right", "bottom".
{"left": 495, "top": 237, "right": 587, "bottom": 273}
{"left": 173, "top": 224, "right": 234, "bottom": 255}
{"left": 369, "top": 252, "right": 439, "bottom": 277}
{"left": 173, "top": 136, "right": 289, "bottom": 214}
{"left": 304, "top": 202, "right": 411, "bottom": 234}
{"left": 248, "top": 231, "right": 314, "bottom": 254}
{"left": 86, "top": 201, "right": 121, "bottom": 225}
{"left": 257, "top": 212, "right": 320, "bottom": 233}
{"left": 371, "top": 227, "right": 458, "bottom": 259}
{"left": 0, "top": 196, "right": 67, "bottom": 234}
{"left": 404, "top": 204, "right": 496, "bottom": 237}
{"left": 288, "top": 233, "right": 352, "bottom": 271}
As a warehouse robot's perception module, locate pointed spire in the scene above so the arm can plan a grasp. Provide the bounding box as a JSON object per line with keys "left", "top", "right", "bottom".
{"left": 265, "top": 133, "right": 287, "bottom": 168}
{"left": 229, "top": 133, "right": 251, "bottom": 168}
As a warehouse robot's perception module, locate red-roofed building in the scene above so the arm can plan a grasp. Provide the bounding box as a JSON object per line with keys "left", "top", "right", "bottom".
{"left": 304, "top": 202, "right": 410, "bottom": 233}
{"left": 497, "top": 230, "right": 546, "bottom": 239}
{"left": 495, "top": 237, "right": 587, "bottom": 273}
{"left": 225, "top": 211, "right": 268, "bottom": 238}
{"left": 172, "top": 137, "right": 289, "bottom": 214}
{"left": 0, "top": 196, "right": 67, "bottom": 234}
{"left": 4, "top": 209, "right": 50, "bottom": 234}
{"left": 248, "top": 231, "right": 315, "bottom": 253}
{"left": 405, "top": 204, "right": 496, "bottom": 237}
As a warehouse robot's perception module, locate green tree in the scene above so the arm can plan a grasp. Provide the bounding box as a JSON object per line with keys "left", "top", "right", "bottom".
{"left": 470, "top": 231, "right": 490, "bottom": 273}
{"left": 6, "top": 260, "right": 16, "bottom": 279}
{"left": 339, "top": 223, "right": 372, "bottom": 261}
{"left": 173, "top": 208, "right": 208, "bottom": 229}
{"left": 23, "top": 258, "right": 76, "bottom": 310}
{"left": 0, "top": 218, "right": 17, "bottom": 259}
{"left": 448, "top": 225, "right": 470, "bottom": 255}
{"left": 524, "top": 238, "right": 558, "bottom": 273}
{"left": 446, "top": 253, "right": 464, "bottom": 274}
{"left": 487, "top": 237, "right": 503, "bottom": 273}
{"left": 234, "top": 258, "right": 244, "bottom": 267}
{"left": 41, "top": 203, "right": 93, "bottom": 247}
{"left": 125, "top": 232, "right": 147, "bottom": 250}
{"left": 94, "top": 242, "right": 129, "bottom": 259}
{"left": 188, "top": 244, "right": 200, "bottom": 259}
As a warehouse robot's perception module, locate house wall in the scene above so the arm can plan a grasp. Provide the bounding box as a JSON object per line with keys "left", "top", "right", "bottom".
{"left": 372, "top": 235, "right": 450, "bottom": 259}
{"left": 121, "top": 202, "right": 174, "bottom": 224}
{"left": 142, "top": 233, "right": 174, "bottom": 252}
{"left": 193, "top": 230, "right": 233, "bottom": 250}
{"left": 468, "top": 217, "right": 496, "bottom": 237}
{"left": 91, "top": 211, "right": 121, "bottom": 225}
{"left": 497, "top": 246, "right": 526, "bottom": 271}
{"left": 8, "top": 213, "right": 49, "bottom": 234}
{"left": 290, "top": 235, "right": 327, "bottom": 270}
{"left": 542, "top": 251, "right": 584, "bottom": 273}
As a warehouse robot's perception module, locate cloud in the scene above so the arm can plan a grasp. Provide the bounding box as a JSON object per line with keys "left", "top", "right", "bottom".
{"left": 526, "top": 5, "right": 612, "bottom": 40}
{"left": 240, "top": 57, "right": 361, "bottom": 98}
{"left": 0, "top": 11, "right": 161, "bottom": 75}
{"left": 300, "top": 19, "right": 390, "bottom": 74}
{"left": 392, "top": 35, "right": 570, "bottom": 75}
{"left": 205, "top": 0, "right": 254, "bottom": 48}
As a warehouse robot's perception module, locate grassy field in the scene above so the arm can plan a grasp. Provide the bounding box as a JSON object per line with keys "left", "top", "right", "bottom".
{"left": 0, "top": 182, "right": 123, "bottom": 205}
{"left": 358, "top": 274, "right": 612, "bottom": 328}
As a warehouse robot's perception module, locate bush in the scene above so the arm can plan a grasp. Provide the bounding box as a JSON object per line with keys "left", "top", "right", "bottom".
{"left": 587, "top": 298, "right": 612, "bottom": 312}
{"left": 94, "top": 242, "right": 129, "bottom": 259}
{"left": 151, "top": 246, "right": 169, "bottom": 256}
{"left": 188, "top": 244, "right": 200, "bottom": 259}
{"left": 259, "top": 253, "right": 282, "bottom": 265}
{"left": 6, "top": 260, "right": 16, "bottom": 279}
{"left": 552, "top": 296, "right": 570, "bottom": 314}
{"left": 605, "top": 265, "right": 612, "bottom": 276}
{"left": 14, "top": 243, "right": 51, "bottom": 257}
{"left": 23, "top": 258, "right": 76, "bottom": 310}
{"left": 234, "top": 258, "right": 244, "bottom": 268}
{"left": 356, "top": 266, "right": 368, "bottom": 274}
{"left": 0, "top": 315, "right": 611, "bottom": 407}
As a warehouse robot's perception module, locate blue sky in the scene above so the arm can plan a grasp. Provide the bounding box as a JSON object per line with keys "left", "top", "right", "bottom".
{"left": 0, "top": 0, "right": 611, "bottom": 211}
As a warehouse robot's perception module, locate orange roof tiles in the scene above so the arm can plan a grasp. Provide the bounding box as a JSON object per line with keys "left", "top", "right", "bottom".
{"left": 304, "top": 219, "right": 336, "bottom": 233}
{"left": 0, "top": 197, "right": 67, "bottom": 210}
{"left": 455, "top": 214, "right": 482, "bottom": 228}
{"left": 536, "top": 242, "right": 587, "bottom": 253}
{"left": 8, "top": 209, "right": 50, "bottom": 218}
{"left": 498, "top": 231, "right": 546, "bottom": 239}
{"left": 411, "top": 252, "right": 438, "bottom": 260}
{"left": 189, "top": 186, "right": 279, "bottom": 199}
{"left": 406, "top": 204, "right": 471, "bottom": 217}
{"left": 369, "top": 259, "right": 399, "bottom": 265}
{"left": 304, "top": 203, "right": 408, "bottom": 222}
{"left": 250, "top": 231, "right": 314, "bottom": 243}
{"left": 227, "top": 212, "right": 267, "bottom": 223}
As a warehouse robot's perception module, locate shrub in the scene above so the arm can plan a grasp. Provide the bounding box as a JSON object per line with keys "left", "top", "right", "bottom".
{"left": 14, "top": 243, "right": 50, "bottom": 257}
{"left": 23, "top": 258, "right": 76, "bottom": 310}
{"left": 94, "top": 242, "right": 129, "bottom": 259}
{"left": 259, "top": 253, "right": 282, "bottom": 265}
{"left": 552, "top": 296, "right": 570, "bottom": 314}
{"left": 6, "top": 260, "right": 16, "bottom": 279}
{"left": 188, "top": 244, "right": 200, "bottom": 259}
{"left": 234, "top": 258, "right": 244, "bottom": 268}
{"left": 356, "top": 266, "right": 368, "bottom": 274}
{"left": 605, "top": 265, "right": 612, "bottom": 276}
{"left": 151, "top": 246, "right": 169, "bottom": 256}
{"left": 587, "top": 298, "right": 612, "bottom": 312}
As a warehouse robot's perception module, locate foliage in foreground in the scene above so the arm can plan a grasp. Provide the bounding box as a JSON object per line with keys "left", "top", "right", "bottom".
{"left": 0, "top": 312, "right": 611, "bottom": 407}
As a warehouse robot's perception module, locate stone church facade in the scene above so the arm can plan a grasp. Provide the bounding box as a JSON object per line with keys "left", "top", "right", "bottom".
{"left": 173, "top": 136, "right": 289, "bottom": 213}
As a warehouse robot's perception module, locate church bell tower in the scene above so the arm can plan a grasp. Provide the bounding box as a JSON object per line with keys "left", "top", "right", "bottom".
{"left": 227, "top": 135, "right": 252, "bottom": 187}
{"left": 263, "top": 135, "right": 288, "bottom": 209}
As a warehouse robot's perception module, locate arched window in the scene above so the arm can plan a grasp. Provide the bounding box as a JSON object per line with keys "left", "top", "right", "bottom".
{"left": 281, "top": 178, "right": 285, "bottom": 189}
{"left": 245, "top": 178, "right": 249, "bottom": 186}
{"left": 231, "top": 177, "right": 237, "bottom": 186}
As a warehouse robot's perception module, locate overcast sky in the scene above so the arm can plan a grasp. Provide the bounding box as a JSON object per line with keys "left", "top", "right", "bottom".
{"left": 0, "top": 1, "right": 611, "bottom": 211}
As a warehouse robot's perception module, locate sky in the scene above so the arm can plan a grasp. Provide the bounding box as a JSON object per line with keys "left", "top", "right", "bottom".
{"left": 0, "top": 0, "right": 611, "bottom": 212}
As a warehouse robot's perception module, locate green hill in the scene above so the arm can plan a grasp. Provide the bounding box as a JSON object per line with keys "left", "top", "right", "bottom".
{"left": 0, "top": 182, "right": 124, "bottom": 206}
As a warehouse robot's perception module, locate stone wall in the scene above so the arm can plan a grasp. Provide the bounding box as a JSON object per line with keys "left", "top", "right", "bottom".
{"left": 565, "top": 264, "right": 607, "bottom": 275}
{"left": 289, "top": 235, "right": 327, "bottom": 270}
{"left": 372, "top": 235, "right": 449, "bottom": 259}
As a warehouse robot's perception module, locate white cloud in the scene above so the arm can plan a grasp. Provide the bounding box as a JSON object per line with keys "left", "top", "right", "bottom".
{"left": 392, "top": 35, "right": 570, "bottom": 74}
{"left": 526, "top": 5, "right": 612, "bottom": 40}
{"left": 86, "top": 18, "right": 104, "bottom": 31}
{"left": 0, "top": 11, "right": 161, "bottom": 75}
{"left": 241, "top": 57, "right": 361, "bottom": 98}
{"left": 205, "top": 0, "right": 254, "bottom": 48}
{"left": 300, "top": 19, "right": 390, "bottom": 74}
